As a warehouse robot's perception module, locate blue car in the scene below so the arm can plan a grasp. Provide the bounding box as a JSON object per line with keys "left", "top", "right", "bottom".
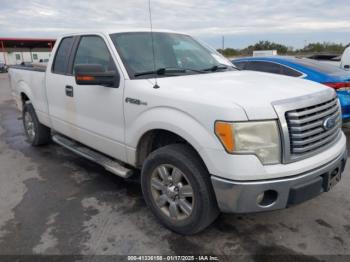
{"left": 232, "top": 56, "right": 350, "bottom": 121}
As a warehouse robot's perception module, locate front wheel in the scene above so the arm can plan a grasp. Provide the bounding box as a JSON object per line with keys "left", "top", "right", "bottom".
{"left": 141, "top": 144, "right": 219, "bottom": 234}
{"left": 23, "top": 102, "right": 51, "bottom": 146}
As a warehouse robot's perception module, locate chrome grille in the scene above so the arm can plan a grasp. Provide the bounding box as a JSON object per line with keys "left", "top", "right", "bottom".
{"left": 285, "top": 97, "right": 341, "bottom": 156}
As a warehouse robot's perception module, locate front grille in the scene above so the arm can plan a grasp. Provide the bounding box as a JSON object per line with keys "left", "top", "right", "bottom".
{"left": 285, "top": 97, "right": 341, "bottom": 156}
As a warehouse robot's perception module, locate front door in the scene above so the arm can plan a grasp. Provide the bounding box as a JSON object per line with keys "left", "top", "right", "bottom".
{"left": 47, "top": 35, "right": 126, "bottom": 162}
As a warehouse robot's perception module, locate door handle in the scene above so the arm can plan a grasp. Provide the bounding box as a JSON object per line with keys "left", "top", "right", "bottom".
{"left": 65, "top": 85, "right": 74, "bottom": 97}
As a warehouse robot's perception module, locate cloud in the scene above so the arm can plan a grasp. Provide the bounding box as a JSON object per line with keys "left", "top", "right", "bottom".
{"left": 0, "top": 0, "right": 349, "bottom": 48}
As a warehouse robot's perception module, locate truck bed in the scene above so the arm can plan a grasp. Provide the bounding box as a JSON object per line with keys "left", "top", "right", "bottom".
{"left": 9, "top": 65, "right": 50, "bottom": 127}
{"left": 10, "top": 63, "right": 47, "bottom": 72}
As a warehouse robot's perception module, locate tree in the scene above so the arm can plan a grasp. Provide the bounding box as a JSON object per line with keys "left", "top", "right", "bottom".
{"left": 298, "top": 42, "right": 345, "bottom": 54}
{"left": 217, "top": 48, "right": 239, "bottom": 57}
{"left": 250, "top": 41, "right": 288, "bottom": 54}
{"left": 217, "top": 40, "right": 346, "bottom": 58}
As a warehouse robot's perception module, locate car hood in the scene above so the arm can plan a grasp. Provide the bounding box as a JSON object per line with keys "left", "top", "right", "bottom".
{"left": 155, "top": 70, "right": 332, "bottom": 120}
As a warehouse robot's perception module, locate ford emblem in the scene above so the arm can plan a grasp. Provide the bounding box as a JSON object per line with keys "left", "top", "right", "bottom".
{"left": 323, "top": 116, "right": 337, "bottom": 131}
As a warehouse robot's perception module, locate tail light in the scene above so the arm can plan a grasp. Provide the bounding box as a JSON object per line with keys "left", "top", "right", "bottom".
{"left": 323, "top": 82, "right": 350, "bottom": 90}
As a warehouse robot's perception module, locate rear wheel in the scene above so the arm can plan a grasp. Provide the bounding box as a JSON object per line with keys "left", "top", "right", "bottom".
{"left": 141, "top": 144, "right": 219, "bottom": 234}
{"left": 23, "top": 102, "right": 51, "bottom": 146}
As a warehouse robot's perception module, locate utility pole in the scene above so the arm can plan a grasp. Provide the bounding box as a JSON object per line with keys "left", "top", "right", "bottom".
{"left": 222, "top": 36, "right": 225, "bottom": 51}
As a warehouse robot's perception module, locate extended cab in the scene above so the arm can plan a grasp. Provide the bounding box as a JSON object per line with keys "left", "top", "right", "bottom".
{"left": 9, "top": 30, "right": 347, "bottom": 234}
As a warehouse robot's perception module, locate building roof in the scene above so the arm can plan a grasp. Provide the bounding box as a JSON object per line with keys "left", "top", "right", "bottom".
{"left": 0, "top": 38, "right": 56, "bottom": 48}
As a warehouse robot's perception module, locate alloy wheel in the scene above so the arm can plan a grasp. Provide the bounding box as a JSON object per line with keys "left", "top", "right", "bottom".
{"left": 150, "top": 164, "right": 194, "bottom": 220}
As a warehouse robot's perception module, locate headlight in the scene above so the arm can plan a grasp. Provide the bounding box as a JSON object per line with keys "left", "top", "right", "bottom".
{"left": 215, "top": 121, "right": 281, "bottom": 164}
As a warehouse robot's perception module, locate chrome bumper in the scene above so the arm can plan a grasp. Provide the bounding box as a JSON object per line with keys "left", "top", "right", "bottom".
{"left": 211, "top": 149, "right": 347, "bottom": 213}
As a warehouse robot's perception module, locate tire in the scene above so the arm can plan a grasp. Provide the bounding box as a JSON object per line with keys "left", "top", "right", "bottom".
{"left": 22, "top": 102, "right": 51, "bottom": 146}
{"left": 141, "top": 144, "right": 219, "bottom": 235}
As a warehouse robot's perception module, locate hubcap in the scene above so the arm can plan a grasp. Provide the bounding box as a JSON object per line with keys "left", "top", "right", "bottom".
{"left": 24, "top": 112, "right": 35, "bottom": 141}
{"left": 150, "top": 164, "right": 194, "bottom": 220}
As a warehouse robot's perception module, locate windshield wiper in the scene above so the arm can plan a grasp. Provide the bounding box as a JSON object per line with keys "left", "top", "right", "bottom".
{"left": 202, "top": 64, "right": 230, "bottom": 72}
{"left": 134, "top": 67, "right": 205, "bottom": 77}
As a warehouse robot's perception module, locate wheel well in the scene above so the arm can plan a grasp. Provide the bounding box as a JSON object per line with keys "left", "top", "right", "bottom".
{"left": 136, "top": 129, "right": 205, "bottom": 169}
{"left": 20, "top": 93, "right": 30, "bottom": 104}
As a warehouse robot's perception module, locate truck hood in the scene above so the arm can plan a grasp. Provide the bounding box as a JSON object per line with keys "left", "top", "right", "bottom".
{"left": 155, "top": 70, "right": 331, "bottom": 120}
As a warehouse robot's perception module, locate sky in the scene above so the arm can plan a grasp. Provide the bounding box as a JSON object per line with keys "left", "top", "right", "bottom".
{"left": 0, "top": 0, "right": 350, "bottom": 49}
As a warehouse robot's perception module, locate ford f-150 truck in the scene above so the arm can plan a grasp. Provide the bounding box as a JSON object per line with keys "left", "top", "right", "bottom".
{"left": 9, "top": 30, "right": 347, "bottom": 234}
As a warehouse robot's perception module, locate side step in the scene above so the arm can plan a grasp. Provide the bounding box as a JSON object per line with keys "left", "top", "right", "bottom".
{"left": 52, "top": 134, "right": 133, "bottom": 178}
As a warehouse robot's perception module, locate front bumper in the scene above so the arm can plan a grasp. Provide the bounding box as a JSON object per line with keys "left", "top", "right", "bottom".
{"left": 211, "top": 148, "right": 347, "bottom": 213}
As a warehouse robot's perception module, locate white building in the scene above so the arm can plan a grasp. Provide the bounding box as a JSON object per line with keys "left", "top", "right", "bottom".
{"left": 0, "top": 38, "right": 55, "bottom": 65}
{"left": 253, "top": 50, "right": 278, "bottom": 57}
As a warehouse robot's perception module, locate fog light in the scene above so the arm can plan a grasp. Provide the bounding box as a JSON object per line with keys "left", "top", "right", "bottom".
{"left": 257, "top": 190, "right": 278, "bottom": 207}
{"left": 330, "top": 168, "right": 339, "bottom": 178}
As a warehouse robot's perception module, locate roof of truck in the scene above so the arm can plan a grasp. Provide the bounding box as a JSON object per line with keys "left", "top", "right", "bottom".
{"left": 59, "top": 28, "right": 186, "bottom": 38}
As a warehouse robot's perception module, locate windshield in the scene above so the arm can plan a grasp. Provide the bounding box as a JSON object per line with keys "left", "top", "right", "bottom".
{"left": 110, "top": 32, "right": 234, "bottom": 79}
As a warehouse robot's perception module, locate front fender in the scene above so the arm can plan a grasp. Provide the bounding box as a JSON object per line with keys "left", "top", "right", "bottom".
{"left": 125, "top": 106, "right": 223, "bottom": 171}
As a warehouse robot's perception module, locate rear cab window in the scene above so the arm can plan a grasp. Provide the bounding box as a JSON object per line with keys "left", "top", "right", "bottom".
{"left": 52, "top": 37, "right": 74, "bottom": 74}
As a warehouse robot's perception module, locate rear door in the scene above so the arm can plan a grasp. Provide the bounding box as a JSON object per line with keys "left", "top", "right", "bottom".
{"left": 46, "top": 36, "right": 77, "bottom": 137}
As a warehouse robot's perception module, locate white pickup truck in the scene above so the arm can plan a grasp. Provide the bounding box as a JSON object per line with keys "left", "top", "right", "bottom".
{"left": 9, "top": 30, "right": 347, "bottom": 234}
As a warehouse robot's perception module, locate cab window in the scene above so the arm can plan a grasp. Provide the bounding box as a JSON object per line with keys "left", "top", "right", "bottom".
{"left": 232, "top": 61, "right": 247, "bottom": 70}
{"left": 281, "top": 65, "right": 303, "bottom": 77}
{"left": 245, "top": 61, "right": 282, "bottom": 74}
{"left": 72, "top": 36, "right": 116, "bottom": 74}
{"left": 52, "top": 37, "right": 74, "bottom": 74}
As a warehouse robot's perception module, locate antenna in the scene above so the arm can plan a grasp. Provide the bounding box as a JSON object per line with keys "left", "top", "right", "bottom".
{"left": 148, "top": 0, "right": 160, "bottom": 89}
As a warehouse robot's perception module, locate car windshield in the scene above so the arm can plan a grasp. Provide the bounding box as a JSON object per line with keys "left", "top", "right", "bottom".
{"left": 110, "top": 32, "right": 234, "bottom": 79}
{"left": 292, "top": 58, "right": 345, "bottom": 74}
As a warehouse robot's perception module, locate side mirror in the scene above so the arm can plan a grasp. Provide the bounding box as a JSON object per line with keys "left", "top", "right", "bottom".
{"left": 75, "top": 64, "right": 119, "bottom": 88}
{"left": 344, "top": 65, "right": 350, "bottom": 70}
